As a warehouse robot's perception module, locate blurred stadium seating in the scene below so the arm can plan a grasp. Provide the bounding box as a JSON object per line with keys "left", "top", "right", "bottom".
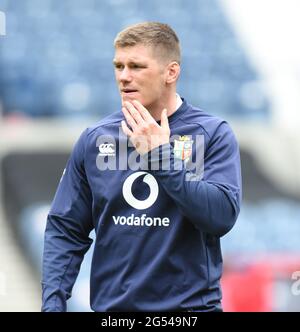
{"left": 0, "top": 0, "right": 299, "bottom": 311}
{"left": 0, "top": 0, "right": 269, "bottom": 119}
{"left": 18, "top": 202, "right": 94, "bottom": 311}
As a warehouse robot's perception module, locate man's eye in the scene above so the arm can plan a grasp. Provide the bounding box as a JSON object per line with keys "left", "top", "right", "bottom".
{"left": 131, "top": 64, "right": 144, "bottom": 69}
{"left": 115, "top": 64, "right": 124, "bottom": 70}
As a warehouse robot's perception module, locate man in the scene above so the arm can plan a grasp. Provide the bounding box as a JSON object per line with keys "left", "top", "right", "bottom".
{"left": 42, "top": 22, "right": 242, "bottom": 312}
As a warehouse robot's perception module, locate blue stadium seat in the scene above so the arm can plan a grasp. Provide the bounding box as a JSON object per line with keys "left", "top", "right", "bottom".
{"left": 222, "top": 199, "right": 300, "bottom": 254}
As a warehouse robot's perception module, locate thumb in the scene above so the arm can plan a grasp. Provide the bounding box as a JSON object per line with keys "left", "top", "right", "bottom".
{"left": 160, "top": 109, "right": 169, "bottom": 130}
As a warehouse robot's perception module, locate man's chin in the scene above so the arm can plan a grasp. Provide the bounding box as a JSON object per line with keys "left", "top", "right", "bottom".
{"left": 122, "top": 95, "right": 143, "bottom": 105}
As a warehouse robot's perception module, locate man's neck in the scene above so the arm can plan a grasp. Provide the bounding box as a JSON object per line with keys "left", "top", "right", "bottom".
{"left": 150, "top": 93, "right": 180, "bottom": 121}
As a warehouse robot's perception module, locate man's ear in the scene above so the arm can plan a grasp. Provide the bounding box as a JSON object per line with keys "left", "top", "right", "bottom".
{"left": 166, "top": 62, "right": 180, "bottom": 84}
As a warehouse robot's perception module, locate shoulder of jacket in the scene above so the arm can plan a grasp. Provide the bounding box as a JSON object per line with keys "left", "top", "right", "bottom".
{"left": 85, "top": 110, "right": 123, "bottom": 137}
{"left": 181, "top": 104, "right": 229, "bottom": 139}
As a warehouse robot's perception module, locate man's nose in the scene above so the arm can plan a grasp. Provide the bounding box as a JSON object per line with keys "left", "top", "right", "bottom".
{"left": 119, "top": 67, "right": 132, "bottom": 82}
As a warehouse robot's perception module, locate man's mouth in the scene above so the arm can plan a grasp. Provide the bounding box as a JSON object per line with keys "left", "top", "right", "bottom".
{"left": 121, "top": 89, "right": 138, "bottom": 94}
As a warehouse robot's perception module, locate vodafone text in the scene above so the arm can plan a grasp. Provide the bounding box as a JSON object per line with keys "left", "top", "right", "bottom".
{"left": 112, "top": 214, "right": 170, "bottom": 227}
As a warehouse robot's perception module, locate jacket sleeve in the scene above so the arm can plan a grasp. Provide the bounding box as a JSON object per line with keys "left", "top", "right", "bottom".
{"left": 42, "top": 129, "right": 94, "bottom": 312}
{"left": 144, "top": 122, "right": 242, "bottom": 237}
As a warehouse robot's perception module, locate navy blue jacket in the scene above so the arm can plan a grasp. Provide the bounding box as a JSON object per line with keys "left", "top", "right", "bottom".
{"left": 42, "top": 98, "right": 242, "bottom": 311}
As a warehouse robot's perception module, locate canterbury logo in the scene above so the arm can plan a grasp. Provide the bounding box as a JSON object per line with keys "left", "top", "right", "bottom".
{"left": 98, "top": 143, "right": 115, "bottom": 156}
{"left": 122, "top": 172, "right": 159, "bottom": 210}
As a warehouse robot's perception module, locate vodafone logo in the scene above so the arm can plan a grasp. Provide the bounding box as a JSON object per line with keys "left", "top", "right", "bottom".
{"left": 114, "top": 172, "right": 169, "bottom": 227}
{"left": 122, "top": 172, "right": 159, "bottom": 210}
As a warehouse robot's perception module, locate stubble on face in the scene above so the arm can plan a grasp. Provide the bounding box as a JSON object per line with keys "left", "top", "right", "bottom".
{"left": 114, "top": 45, "right": 167, "bottom": 112}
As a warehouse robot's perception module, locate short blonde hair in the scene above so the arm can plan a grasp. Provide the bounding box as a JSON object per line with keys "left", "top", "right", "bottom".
{"left": 114, "top": 22, "right": 181, "bottom": 64}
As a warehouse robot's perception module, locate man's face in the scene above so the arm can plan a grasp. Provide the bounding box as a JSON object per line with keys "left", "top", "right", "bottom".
{"left": 113, "top": 44, "right": 167, "bottom": 110}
